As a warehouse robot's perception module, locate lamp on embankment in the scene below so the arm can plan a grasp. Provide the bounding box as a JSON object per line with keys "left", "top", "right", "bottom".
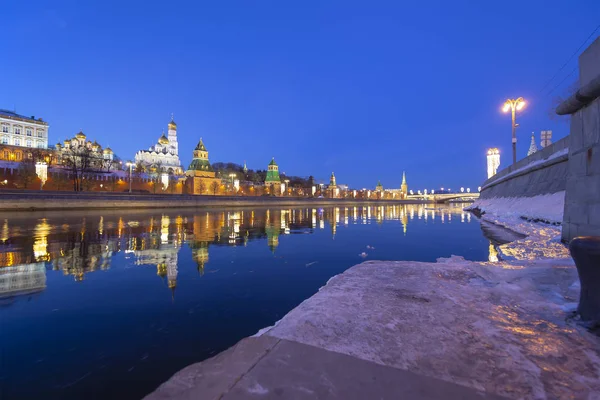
{"left": 502, "top": 97, "right": 526, "bottom": 165}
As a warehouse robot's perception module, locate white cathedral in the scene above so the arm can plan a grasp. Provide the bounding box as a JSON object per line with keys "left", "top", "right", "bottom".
{"left": 134, "top": 116, "right": 183, "bottom": 174}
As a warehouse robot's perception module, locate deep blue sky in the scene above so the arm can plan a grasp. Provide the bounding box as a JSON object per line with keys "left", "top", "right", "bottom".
{"left": 3, "top": 1, "right": 599, "bottom": 190}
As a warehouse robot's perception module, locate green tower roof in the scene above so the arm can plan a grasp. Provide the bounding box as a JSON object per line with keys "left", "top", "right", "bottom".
{"left": 195, "top": 138, "right": 207, "bottom": 151}
{"left": 269, "top": 157, "right": 277, "bottom": 166}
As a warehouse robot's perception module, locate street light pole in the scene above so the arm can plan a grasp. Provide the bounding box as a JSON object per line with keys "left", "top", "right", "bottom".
{"left": 503, "top": 97, "right": 525, "bottom": 165}
{"left": 126, "top": 162, "right": 133, "bottom": 193}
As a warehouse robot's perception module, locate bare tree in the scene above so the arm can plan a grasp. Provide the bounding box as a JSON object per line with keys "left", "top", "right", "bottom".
{"left": 16, "top": 158, "right": 38, "bottom": 189}
{"left": 210, "top": 180, "right": 219, "bottom": 195}
{"left": 198, "top": 180, "right": 207, "bottom": 195}
{"left": 62, "top": 146, "right": 94, "bottom": 191}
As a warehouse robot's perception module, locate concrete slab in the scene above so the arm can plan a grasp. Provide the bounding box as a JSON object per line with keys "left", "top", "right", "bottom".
{"left": 225, "top": 339, "right": 500, "bottom": 400}
{"left": 144, "top": 335, "right": 280, "bottom": 400}
{"left": 265, "top": 260, "right": 600, "bottom": 399}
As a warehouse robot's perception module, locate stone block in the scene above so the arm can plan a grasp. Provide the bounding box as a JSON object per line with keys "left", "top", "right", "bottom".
{"left": 143, "top": 336, "right": 281, "bottom": 400}
{"left": 569, "top": 112, "right": 584, "bottom": 153}
{"left": 579, "top": 36, "right": 600, "bottom": 87}
{"left": 588, "top": 203, "right": 600, "bottom": 226}
{"left": 568, "top": 150, "right": 588, "bottom": 177}
{"left": 567, "top": 204, "right": 589, "bottom": 225}
{"left": 590, "top": 146, "right": 600, "bottom": 175}
{"left": 225, "top": 339, "right": 501, "bottom": 400}
{"left": 582, "top": 99, "right": 600, "bottom": 148}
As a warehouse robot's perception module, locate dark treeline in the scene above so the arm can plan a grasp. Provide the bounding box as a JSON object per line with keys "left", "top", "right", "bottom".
{"left": 212, "top": 162, "right": 314, "bottom": 187}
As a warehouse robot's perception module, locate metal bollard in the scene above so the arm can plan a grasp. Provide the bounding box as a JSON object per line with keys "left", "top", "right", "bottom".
{"left": 569, "top": 236, "right": 600, "bottom": 321}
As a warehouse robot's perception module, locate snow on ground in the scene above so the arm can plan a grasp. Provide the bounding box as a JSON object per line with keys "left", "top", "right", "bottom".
{"left": 466, "top": 192, "right": 570, "bottom": 261}
{"left": 266, "top": 257, "right": 598, "bottom": 399}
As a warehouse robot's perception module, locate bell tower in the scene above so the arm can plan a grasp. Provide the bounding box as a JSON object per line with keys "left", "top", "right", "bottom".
{"left": 167, "top": 114, "right": 178, "bottom": 156}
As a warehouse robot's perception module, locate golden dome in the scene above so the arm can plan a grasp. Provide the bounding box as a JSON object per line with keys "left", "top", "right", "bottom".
{"left": 168, "top": 117, "right": 177, "bottom": 130}
{"left": 76, "top": 131, "right": 86, "bottom": 140}
{"left": 63, "top": 139, "right": 71, "bottom": 144}
{"left": 103, "top": 147, "right": 113, "bottom": 154}
{"left": 158, "top": 134, "right": 169, "bottom": 145}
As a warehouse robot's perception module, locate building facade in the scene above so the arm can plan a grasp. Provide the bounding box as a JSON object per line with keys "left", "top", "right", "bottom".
{"left": 0, "top": 109, "right": 49, "bottom": 149}
{"left": 486, "top": 148, "right": 500, "bottom": 179}
{"left": 328, "top": 172, "right": 338, "bottom": 198}
{"left": 134, "top": 117, "right": 182, "bottom": 175}
{"left": 185, "top": 138, "right": 220, "bottom": 194}
{"left": 55, "top": 131, "right": 119, "bottom": 171}
{"left": 265, "top": 158, "right": 281, "bottom": 189}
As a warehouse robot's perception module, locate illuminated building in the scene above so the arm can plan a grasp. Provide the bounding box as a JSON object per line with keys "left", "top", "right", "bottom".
{"left": 185, "top": 138, "right": 220, "bottom": 194}
{"left": 328, "top": 172, "right": 338, "bottom": 198}
{"left": 0, "top": 109, "right": 49, "bottom": 149}
{"left": 265, "top": 158, "right": 281, "bottom": 194}
{"left": 541, "top": 130, "right": 552, "bottom": 148}
{"left": 55, "top": 131, "right": 119, "bottom": 170}
{"left": 486, "top": 148, "right": 500, "bottom": 179}
{"left": 134, "top": 116, "right": 183, "bottom": 174}
{"left": 401, "top": 171, "right": 408, "bottom": 198}
{"left": 375, "top": 180, "right": 383, "bottom": 192}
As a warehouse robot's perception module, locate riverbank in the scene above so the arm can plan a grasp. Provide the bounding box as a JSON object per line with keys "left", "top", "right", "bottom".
{"left": 0, "top": 190, "right": 434, "bottom": 211}
{"left": 145, "top": 197, "right": 600, "bottom": 399}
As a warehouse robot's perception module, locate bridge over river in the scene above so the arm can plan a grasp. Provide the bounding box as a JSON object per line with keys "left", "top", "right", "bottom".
{"left": 406, "top": 192, "right": 479, "bottom": 203}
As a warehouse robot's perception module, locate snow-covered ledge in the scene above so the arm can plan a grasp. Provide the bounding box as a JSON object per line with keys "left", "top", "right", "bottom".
{"left": 466, "top": 192, "right": 569, "bottom": 260}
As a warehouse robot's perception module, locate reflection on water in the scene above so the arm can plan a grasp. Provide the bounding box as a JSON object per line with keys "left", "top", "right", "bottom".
{"left": 0, "top": 203, "right": 496, "bottom": 400}
{"left": 0, "top": 204, "right": 495, "bottom": 299}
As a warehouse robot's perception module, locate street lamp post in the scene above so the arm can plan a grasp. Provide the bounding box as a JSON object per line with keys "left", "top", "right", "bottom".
{"left": 126, "top": 162, "right": 133, "bottom": 193}
{"left": 503, "top": 97, "right": 526, "bottom": 165}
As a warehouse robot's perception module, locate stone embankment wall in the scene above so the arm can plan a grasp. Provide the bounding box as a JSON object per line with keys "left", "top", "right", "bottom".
{"left": 479, "top": 136, "right": 569, "bottom": 199}
{"left": 0, "top": 190, "right": 426, "bottom": 211}
{"left": 560, "top": 37, "right": 600, "bottom": 241}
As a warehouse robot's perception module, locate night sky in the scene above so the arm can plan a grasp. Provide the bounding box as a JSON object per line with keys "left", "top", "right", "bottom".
{"left": 3, "top": 0, "right": 599, "bottom": 190}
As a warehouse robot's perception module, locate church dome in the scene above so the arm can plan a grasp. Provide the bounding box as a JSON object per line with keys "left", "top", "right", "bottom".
{"left": 103, "top": 147, "right": 113, "bottom": 154}
{"left": 168, "top": 118, "right": 177, "bottom": 130}
{"left": 63, "top": 139, "right": 71, "bottom": 144}
{"left": 158, "top": 134, "right": 169, "bottom": 145}
{"left": 76, "top": 131, "right": 86, "bottom": 140}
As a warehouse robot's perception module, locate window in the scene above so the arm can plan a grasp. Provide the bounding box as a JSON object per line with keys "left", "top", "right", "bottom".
{"left": 14, "top": 138, "right": 21, "bottom": 146}
{"left": 38, "top": 142, "right": 44, "bottom": 148}
{"left": 26, "top": 140, "right": 32, "bottom": 147}
{"left": 15, "top": 152, "right": 21, "bottom": 160}
{"left": 37, "top": 130, "right": 44, "bottom": 138}
{"left": 1, "top": 136, "right": 7, "bottom": 145}
{"left": 27, "top": 152, "right": 32, "bottom": 159}
{"left": 26, "top": 129, "right": 32, "bottom": 136}
{"left": 1, "top": 125, "right": 8, "bottom": 133}
{"left": 3, "top": 151, "right": 8, "bottom": 159}
{"left": 14, "top": 127, "right": 21, "bottom": 135}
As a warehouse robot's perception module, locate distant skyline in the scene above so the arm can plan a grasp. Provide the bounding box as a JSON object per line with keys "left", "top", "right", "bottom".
{"left": 3, "top": 0, "right": 599, "bottom": 189}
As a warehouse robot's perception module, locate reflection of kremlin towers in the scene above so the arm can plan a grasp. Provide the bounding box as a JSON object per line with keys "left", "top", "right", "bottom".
{"left": 264, "top": 209, "right": 281, "bottom": 253}
{"left": 0, "top": 204, "right": 498, "bottom": 300}
{"left": 133, "top": 215, "right": 183, "bottom": 296}
{"left": 0, "top": 263, "right": 46, "bottom": 297}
